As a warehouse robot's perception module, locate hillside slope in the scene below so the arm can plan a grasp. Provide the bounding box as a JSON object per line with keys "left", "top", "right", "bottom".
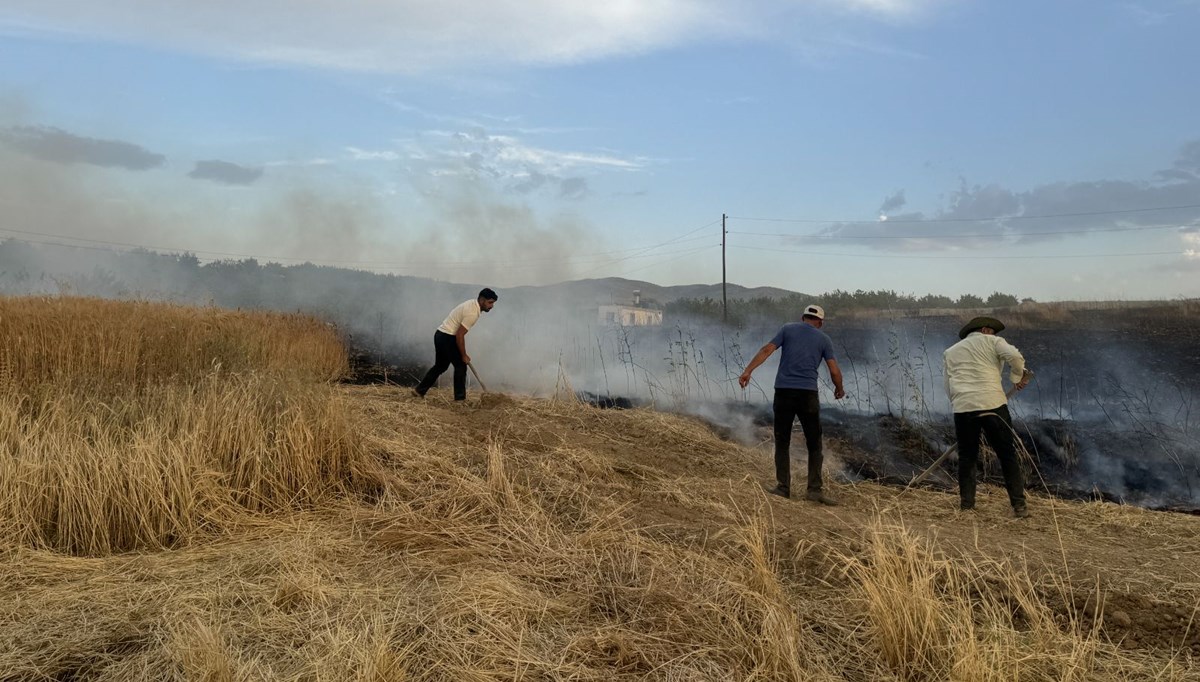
{"left": 4, "top": 384, "right": 1197, "bottom": 680}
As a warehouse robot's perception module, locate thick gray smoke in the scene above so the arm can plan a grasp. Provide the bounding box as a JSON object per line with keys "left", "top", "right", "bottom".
{"left": 513, "top": 309, "right": 1200, "bottom": 509}
{"left": 0, "top": 99, "right": 607, "bottom": 295}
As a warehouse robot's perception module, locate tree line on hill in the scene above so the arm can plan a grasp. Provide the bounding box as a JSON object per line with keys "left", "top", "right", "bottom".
{"left": 0, "top": 240, "right": 469, "bottom": 351}
{"left": 665, "top": 289, "right": 1022, "bottom": 326}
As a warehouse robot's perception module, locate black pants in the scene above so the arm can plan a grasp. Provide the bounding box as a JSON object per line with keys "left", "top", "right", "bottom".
{"left": 954, "top": 404, "right": 1026, "bottom": 508}
{"left": 416, "top": 331, "right": 467, "bottom": 400}
{"left": 773, "top": 388, "right": 823, "bottom": 493}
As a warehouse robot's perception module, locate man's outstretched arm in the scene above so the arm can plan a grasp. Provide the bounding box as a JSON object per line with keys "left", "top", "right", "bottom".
{"left": 826, "top": 358, "right": 846, "bottom": 399}
{"left": 738, "top": 343, "right": 778, "bottom": 388}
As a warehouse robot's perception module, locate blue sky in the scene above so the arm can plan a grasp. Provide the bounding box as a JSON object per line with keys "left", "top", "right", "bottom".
{"left": 1, "top": 0, "right": 1198, "bottom": 299}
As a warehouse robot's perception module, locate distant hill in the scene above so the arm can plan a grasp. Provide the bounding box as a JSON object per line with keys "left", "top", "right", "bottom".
{"left": 508, "top": 277, "right": 803, "bottom": 307}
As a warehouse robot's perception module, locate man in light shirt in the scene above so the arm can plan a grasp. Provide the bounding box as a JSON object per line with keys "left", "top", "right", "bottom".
{"left": 943, "top": 316, "right": 1032, "bottom": 518}
{"left": 413, "top": 288, "right": 498, "bottom": 401}
{"left": 738, "top": 304, "right": 846, "bottom": 504}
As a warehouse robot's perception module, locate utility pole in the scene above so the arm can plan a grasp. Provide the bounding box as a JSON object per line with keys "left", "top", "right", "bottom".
{"left": 721, "top": 213, "right": 727, "bottom": 324}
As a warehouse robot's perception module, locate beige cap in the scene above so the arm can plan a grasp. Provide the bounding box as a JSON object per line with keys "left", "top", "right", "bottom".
{"left": 803, "top": 304, "right": 825, "bottom": 320}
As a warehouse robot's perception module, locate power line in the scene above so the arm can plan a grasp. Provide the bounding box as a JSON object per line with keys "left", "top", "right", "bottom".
{"left": 574, "top": 218, "right": 722, "bottom": 278}
{"left": 613, "top": 245, "right": 718, "bottom": 278}
{"left": 727, "top": 202, "right": 1200, "bottom": 225}
{"left": 729, "top": 244, "right": 1189, "bottom": 260}
{"left": 0, "top": 234, "right": 153, "bottom": 257}
{"left": 727, "top": 222, "right": 1191, "bottom": 240}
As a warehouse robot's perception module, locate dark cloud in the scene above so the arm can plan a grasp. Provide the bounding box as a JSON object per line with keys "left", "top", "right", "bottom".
{"left": 188, "top": 160, "right": 264, "bottom": 185}
{"left": 1171, "top": 139, "right": 1200, "bottom": 173}
{"left": 0, "top": 125, "right": 165, "bottom": 170}
{"left": 509, "top": 168, "right": 549, "bottom": 194}
{"left": 942, "top": 181, "right": 1021, "bottom": 220}
{"left": 878, "top": 189, "right": 906, "bottom": 214}
{"left": 463, "top": 152, "right": 499, "bottom": 178}
{"left": 815, "top": 140, "right": 1200, "bottom": 251}
{"left": 506, "top": 167, "right": 588, "bottom": 200}
{"left": 1155, "top": 168, "right": 1197, "bottom": 183}
{"left": 558, "top": 177, "right": 588, "bottom": 200}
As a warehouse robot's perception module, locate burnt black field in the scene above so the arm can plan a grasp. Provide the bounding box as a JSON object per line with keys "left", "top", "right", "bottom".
{"left": 355, "top": 303, "right": 1200, "bottom": 511}
{"left": 831, "top": 308, "right": 1200, "bottom": 511}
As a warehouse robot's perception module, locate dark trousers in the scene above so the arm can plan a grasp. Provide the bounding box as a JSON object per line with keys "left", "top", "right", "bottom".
{"left": 416, "top": 331, "right": 467, "bottom": 400}
{"left": 773, "top": 388, "right": 823, "bottom": 493}
{"left": 954, "top": 404, "right": 1026, "bottom": 508}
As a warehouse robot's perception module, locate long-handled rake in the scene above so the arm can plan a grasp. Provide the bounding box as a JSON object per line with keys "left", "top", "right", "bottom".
{"left": 905, "top": 371, "right": 1033, "bottom": 490}
{"left": 467, "top": 362, "right": 488, "bottom": 393}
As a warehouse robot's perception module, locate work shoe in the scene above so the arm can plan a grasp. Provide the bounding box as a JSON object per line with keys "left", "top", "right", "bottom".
{"left": 1013, "top": 505, "right": 1030, "bottom": 519}
{"left": 766, "top": 484, "right": 790, "bottom": 499}
{"left": 805, "top": 490, "right": 838, "bottom": 506}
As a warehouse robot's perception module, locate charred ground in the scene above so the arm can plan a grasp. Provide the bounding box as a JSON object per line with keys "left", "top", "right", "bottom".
{"left": 346, "top": 303, "right": 1200, "bottom": 513}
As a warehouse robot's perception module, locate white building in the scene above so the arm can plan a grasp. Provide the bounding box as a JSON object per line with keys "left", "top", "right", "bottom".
{"left": 598, "top": 290, "right": 663, "bottom": 326}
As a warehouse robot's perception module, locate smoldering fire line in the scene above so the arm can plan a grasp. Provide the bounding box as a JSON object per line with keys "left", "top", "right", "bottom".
{"left": 348, "top": 314, "right": 1200, "bottom": 512}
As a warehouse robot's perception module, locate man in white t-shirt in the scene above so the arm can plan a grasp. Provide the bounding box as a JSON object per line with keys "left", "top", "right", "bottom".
{"left": 413, "top": 288, "right": 498, "bottom": 401}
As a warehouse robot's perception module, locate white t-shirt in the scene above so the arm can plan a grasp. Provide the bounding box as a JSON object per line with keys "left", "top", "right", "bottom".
{"left": 943, "top": 332, "right": 1026, "bottom": 413}
{"left": 437, "top": 299, "right": 482, "bottom": 335}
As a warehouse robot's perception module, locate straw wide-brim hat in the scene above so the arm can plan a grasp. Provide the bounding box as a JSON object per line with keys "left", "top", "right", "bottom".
{"left": 958, "top": 316, "right": 1005, "bottom": 339}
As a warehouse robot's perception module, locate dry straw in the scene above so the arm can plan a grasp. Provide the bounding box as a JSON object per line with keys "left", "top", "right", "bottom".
{"left": 840, "top": 520, "right": 1107, "bottom": 681}
{"left": 0, "top": 375, "right": 372, "bottom": 554}
{"left": 1, "top": 296, "right": 1195, "bottom": 679}
{"left": 0, "top": 296, "right": 367, "bottom": 555}
{"left": 0, "top": 295, "right": 347, "bottom": 386}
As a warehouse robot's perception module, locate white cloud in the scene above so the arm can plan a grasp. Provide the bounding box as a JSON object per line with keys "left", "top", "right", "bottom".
{"left": 390, "top": 125, "right": 651, "bottom": 201}
{"left": 329, "top": 121, "right": 647, "bottom": 200}
{"left": 264, "top": 158, "right": 334, "bottom": 167}
{"left": 345, "top": 147, "right": 401, "bottom": 162}
{"left": 1184, "top": 231, "right": 1200, "bottom": 260}
{"left": 1120, "top": 3, "right": 1170, "bottom": 26}
{"left": 0, "top": 1, "right": 945, "bottom": 72}
{"left": 489, "top": 137, "right": 646, "bottom": 171}
{"left": 394, "top": 128, "right": 649, "bottom": 176}
{"left": 833, "top": 0, "right": 941, "bottom": 15}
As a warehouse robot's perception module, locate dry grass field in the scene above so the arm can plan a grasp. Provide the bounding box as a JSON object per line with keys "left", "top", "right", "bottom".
{"left": 1, "top": 296, "right": 1197, "bottom": 680}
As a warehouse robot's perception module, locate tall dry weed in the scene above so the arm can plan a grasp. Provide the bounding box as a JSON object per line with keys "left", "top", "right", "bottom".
{"left": 168, "top": 616, "right": 239, "bottom": 682}
{"left": 0, "top": 375, "right": 371, "bottom": 554}
{"left": 0, "top": 295, "right": 347, "bottom": 386}
{"left": 842, "top": 519, "right": 1108, "bottom": 681}
{"left": 0, "top": 296, "right": 366, "bottom": 555}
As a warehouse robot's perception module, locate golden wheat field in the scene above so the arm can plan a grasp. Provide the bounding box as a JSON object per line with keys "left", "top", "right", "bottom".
{"left": 1, "top": 296, "right": 1197, "bottom": 681}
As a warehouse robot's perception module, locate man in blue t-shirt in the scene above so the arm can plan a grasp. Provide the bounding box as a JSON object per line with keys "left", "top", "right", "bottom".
{"left": 738, "top": 304, "right": 846, "bottom": 504}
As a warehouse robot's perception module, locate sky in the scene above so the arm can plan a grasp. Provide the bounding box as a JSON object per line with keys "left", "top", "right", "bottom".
{"left": 1, "top": 0, "right": 1198, "bottom": 300}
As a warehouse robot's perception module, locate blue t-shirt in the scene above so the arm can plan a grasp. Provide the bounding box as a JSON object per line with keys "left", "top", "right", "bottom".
{"left": 770, "top": 322, "right": 835, "bottom": 390}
